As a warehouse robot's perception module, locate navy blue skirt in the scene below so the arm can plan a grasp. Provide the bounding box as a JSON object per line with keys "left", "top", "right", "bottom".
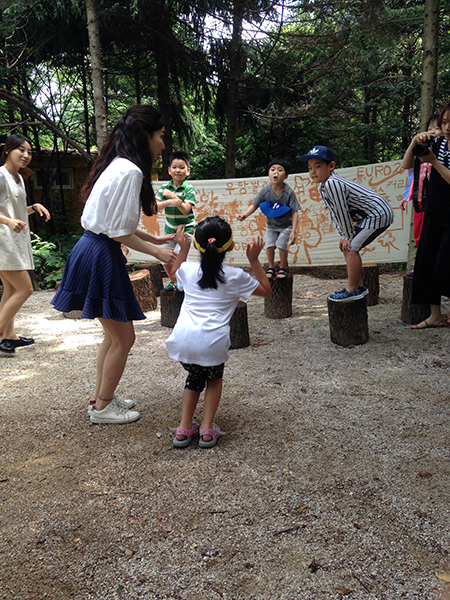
{"left": 51, "top": 231, "right": 145, "bottom": 321}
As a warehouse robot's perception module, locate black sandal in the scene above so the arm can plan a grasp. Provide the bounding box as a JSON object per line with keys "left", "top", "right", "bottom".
{"left": 266, "top": 267, "right": 276, "bottom": 280}
{"left": 277, "top": 268, "right": 288, "bottom": 279}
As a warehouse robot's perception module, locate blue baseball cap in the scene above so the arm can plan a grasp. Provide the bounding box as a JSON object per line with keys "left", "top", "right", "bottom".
{"left": 299, "top": 145, "right": 335, "bottom": 163}
{"left": 259, "top": 201, "right": 292, "bottom": 218}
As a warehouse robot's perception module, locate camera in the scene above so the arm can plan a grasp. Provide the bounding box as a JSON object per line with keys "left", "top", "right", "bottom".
{"left": 413, "top": 138, "right": 433, "bottom": 157}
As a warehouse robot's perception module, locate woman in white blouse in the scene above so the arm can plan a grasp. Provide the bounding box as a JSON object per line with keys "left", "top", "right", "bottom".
{"left": 52, "top": 105, "right": 176, "bottom": 424}
{"left": 0, "top": 134, "right": 50, "bottom": 355}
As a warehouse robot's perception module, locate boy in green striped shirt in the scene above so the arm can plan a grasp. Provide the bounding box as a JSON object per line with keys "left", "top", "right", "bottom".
{"left": 156, "top": 151, "right": 197, "bottom": 290}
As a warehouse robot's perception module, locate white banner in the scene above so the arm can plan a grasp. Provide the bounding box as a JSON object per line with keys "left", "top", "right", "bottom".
{"left": 126, "top": 160, "right": 411, "bottom": 267}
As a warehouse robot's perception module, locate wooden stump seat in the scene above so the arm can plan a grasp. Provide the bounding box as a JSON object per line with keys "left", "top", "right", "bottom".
{"left": 129, "top": 269, "right": 157, "bottom": 312}
{"left": 230, "top": 300, "right": 250, "bottom": 349}
{"left": 401, "top": 274, "right": 430, "bottom": 325}
{"left": 264, "top": 275, "right": 293, "bottom": 319}
{"left": 327, "top": 296, "right": 369, "bottom": 346}
{"left": 362, "top": 264, "right": 379, "bottom": 306}
{"left": 160, "top": 288, "right": 185, "bottom": 328}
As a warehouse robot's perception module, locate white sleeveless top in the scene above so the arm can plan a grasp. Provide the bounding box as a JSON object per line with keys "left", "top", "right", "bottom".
{"left": 0, "top": 165, "right": 34, "bottom": 270}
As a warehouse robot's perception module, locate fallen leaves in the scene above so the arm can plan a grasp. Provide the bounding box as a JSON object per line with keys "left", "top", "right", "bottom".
{"left": 335, "top": 587, "right": 353, "bottom": 596}
{"left": 436, "top": 571, "right": 450, "bottom": 583}
{"left": 417, "top": 471, "right": 433, "bottom": 479}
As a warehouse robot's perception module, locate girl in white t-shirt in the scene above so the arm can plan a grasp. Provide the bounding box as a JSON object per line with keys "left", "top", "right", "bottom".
{"left": 52, "top": 105, "right": 176, "bottom": 424}
{"left": 166, "top": 215, "right": 271, "bottom": 448}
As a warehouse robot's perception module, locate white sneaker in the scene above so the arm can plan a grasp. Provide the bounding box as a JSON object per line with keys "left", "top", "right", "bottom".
{"left": 89, "top": 401, "right": 140, "bottom": 424}
{"left": 87, "top": 395, "right": 135, "bottom": 415}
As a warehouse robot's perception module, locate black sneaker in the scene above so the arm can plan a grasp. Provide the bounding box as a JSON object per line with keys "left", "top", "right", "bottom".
{"left": 0, "top": 340, "right": 15, "bottom": 354}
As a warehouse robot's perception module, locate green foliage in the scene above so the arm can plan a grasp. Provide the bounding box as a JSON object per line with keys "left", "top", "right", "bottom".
{"left": 30, "top": 232, "right": 81, "bottom": 288}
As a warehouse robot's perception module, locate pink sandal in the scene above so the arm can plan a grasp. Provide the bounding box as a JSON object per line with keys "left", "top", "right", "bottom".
{"left": 199, "top": 423, "right": 223, "bottom": 449}
{"left": 172, "top": 422, "right": 200, "bottom": 448}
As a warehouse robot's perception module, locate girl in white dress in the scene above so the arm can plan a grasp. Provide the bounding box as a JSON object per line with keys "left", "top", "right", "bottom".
{"left": 0, "top": 134, "right": 50, "bottom": 355}
{"left": 166, "top": 216, "right": 271, "bottom": 448}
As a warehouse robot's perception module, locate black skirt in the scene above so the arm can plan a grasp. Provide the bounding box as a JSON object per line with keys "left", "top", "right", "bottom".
{"left": 51, "top": 231, "right": 145, "bottom": 321}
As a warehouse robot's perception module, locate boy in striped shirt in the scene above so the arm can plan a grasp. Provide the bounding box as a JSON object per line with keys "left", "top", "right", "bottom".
{"left": 300, "top": 146, "right": 393, "bottom": 302}
{"left": 157, "top": 151, "right": 197, "bottom": 290}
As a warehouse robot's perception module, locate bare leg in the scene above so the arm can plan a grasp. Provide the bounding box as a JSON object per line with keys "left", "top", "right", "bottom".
{"left": 91, "top": 332, "right": 112, "bottom": 406}
{"left": 176, "top": 389, "right": 201, "bottom": 440}
{"left": 163, "top": 264, "right": 173, "bottom": 280}
{"left": 0, "top": 270, "right": 33, "bottom": 340}
{"left": 266, "top": 246, "right": 275, "bottom": 269}
{"left": 94, "top": 318, "right": 135, "bottom": 411}
{"left": 411, "top": 304, "right": 444, "bottom": 329}
{"left": 278, "top": 248, "right": 288, "bottom": 270}
{"left": 201, "top": 377, "right": 223, "bottom": 442}
{"left": 343, "top": 250, "right": 363, "bottom": 291}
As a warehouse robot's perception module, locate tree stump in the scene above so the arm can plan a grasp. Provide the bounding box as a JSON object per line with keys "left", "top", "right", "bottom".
{"left": 264, "top": 276, "right": 293, "bottom": 319}
{"left": 230, "top": 300, "right": 250, "bottom": 349}
{"left": 63, "top": 310, "right": 82, "bottom": 319}
{"left": 401, "top": 274, "right": 430, "bottom": 325}
{"left": 147, "top": 264, "right": 164, "bottom": 297}
{"left": 362, "top": 264, "right": 379, "bottom": 306}
{"left": 327, "top": 296, "right": 369, "bottom": 346}
{"left": 129, "top": 269, "right": 157, "bottom": 312}
{"left": 160, "top": 288, "right": 185, "bottom": 328}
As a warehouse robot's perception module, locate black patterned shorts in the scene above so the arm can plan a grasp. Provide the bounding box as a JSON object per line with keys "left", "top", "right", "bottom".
{"left": 180, "top": 362, "right": 225, "bottom": 393}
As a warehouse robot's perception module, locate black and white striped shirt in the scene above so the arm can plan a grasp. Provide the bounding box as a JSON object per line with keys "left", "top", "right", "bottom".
{"left": 318, "top": 172, "right": 394, "bottom": 240}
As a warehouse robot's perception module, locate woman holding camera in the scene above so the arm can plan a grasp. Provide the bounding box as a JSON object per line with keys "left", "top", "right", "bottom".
{"left": 402, "top": 102, "right": 450, "bottom": 329}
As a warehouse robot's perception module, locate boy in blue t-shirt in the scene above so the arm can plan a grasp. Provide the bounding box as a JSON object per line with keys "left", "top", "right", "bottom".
{"left": 237, "top": 158, "right": 300, "bottom": 280}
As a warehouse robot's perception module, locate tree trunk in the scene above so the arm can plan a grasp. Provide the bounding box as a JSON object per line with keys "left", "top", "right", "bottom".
{"left": 155, "top": 31, "right": 173, "bottom": 179}
{"left": 85, "top": 0, "right": 107, "bottom": 149}
{"left": 401, "top": 274, "right": 431, "bottom": 325}
{"left": 328, "top": 297, "right": 369, "bottom": 347}
{"left": 225, "top": 1, "right": 244, "bottom": 178}
{"left": 129, "top": 270, "right": 157, "bottom": 312}
{"left": 264, "top": 276, "right": 293, "bottom": 319}
{"left": 362, "top": 264, "right": 379, "bottom": 306}
{"left": 230, "top": 300, "right": 250, "bottom": 349}
{"left": 420, "top": 0, "right": 440, "bottom": 130}
{"left": 160, "top": 288, "right": 184, "bottom": 328}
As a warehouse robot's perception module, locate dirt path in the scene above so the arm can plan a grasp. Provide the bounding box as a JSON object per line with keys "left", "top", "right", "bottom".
{"left": 0, "top": 274, "right": 449, "bottom": 600}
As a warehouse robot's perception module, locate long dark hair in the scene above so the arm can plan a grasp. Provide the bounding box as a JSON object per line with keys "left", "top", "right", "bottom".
{"left": 438, "top": 103, "right": 450, "bottom": 128}
{"left": 81, "top": 105, "right": 165, "bottom": 216}
{"left": 0, "top": 134, "right": 31, "bottom": 165}
{"left": 193, "top": 215, "right": 233, "bottom": 289}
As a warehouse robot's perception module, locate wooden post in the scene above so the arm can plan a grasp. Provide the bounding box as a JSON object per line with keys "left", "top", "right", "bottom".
{"left": 327, "top": 296, "right": 369, "bottom": 346}
{"left": 129, "top": 269, "right": 157, "bottom": 312}
{"left": 264, "top": 276, "right": 293, "bottom": 319}
{"left": 160, "top": 288, "right": 185, "bottom": 328}
{"left": 230, "top": 300, "right": 250, "bottom": 349}
{"left": 362, "top": 264, "right": 379, "bottom": 306}
{"left": 401, "top": 274, "right": 430, "bottom": 324}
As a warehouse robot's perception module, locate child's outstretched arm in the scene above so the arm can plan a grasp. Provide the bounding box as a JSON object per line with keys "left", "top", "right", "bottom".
{"left": 237, "top": 204, "right": 257, "bottom": 221}
{"left": 246, "top": 236, "right": 271, "bottom": 297}
{"left": 169, "top": 225, "right": 191, "bottom": 280}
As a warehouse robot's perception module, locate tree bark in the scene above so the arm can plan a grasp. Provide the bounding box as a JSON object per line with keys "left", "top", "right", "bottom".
{"left": 85, "top": 0, "right": 107, "bottom": 149}
{"left": 420, "top": 0, "right": 439, "bottom": 130}
{"left": 328, "top": 297, "right": 369, "bottom": 347}
{"left": 230, "top": 300, "right": 250, "bottom": 349}
{"left": 225, "top": 1, "right": 244, "bottom": 178}
{"left": 264, "top": 277, "right": 293, "bottom": 319}
{"left": 129, "top": 270, "right": 157, "bottom": 312}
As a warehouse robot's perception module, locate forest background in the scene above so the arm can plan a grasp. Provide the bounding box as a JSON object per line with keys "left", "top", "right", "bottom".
{"left": 0, "top": 0, "right": 449, "bottom": 260}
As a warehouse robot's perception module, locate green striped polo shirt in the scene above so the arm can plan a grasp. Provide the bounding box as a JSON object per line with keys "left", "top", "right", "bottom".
{"left": 157, "top": 180, "right": 196, "bottom": 234}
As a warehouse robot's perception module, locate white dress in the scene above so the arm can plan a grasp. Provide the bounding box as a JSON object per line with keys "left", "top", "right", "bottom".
{"left": 0, "top": 165, "right": 34, "bottom": 271}
{"left": 166, "top": 262, "right": 259, "bottom": 366}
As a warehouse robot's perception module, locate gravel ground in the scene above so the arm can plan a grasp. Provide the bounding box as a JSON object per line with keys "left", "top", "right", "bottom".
{"left": 0, "top": 273, "right": 449, "bottom": 600}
